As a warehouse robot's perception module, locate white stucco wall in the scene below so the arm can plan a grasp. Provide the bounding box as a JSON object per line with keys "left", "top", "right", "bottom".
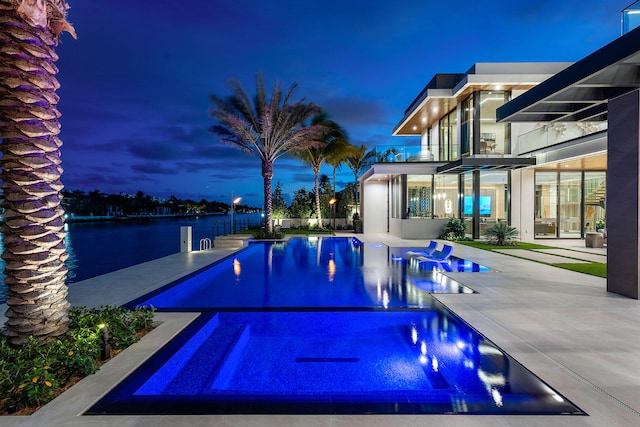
{"left": 511, "top": 168, "right": 536, "bottom": 242}
{"left": 389, "top": 218, "right": 449, "bottom": 239}
{"left": 362, "top": 180, "right": 388, "bottom": 234}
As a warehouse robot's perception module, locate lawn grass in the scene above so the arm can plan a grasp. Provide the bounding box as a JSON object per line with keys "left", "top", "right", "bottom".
{"left": 235, "top": 228, "right": 335, "bottom": 236}
{"left": 456, "top": 240, "right": 557, "bottom": 251}
{"left": 282, "top": 229, "right": 336, "bottom": 235}
{"left": 552, "top": 262, "right": 607, "bottom": 278}
{"left": 456, "top": 240, "right": 607, "bottom": 278}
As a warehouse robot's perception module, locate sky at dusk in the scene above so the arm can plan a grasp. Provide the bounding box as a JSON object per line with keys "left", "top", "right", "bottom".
{"left": 54, "top": 0, "right": 623, "bottom": 207}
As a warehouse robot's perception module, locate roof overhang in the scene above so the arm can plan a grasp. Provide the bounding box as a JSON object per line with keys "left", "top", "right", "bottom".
{"left": 436, "top": 156, "right": 536, "bottom": 173}
{"left": 360, "top": 162, "right": 446, "bottom": 182}
{"left": 497, "top": 26, "right": 640, "bottom": 123}
{"left": 393, "top": 63, "right": 571, "bottom": 136}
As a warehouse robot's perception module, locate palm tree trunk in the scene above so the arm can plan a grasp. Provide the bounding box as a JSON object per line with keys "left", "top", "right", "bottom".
{"left": 313, "top": 167, "right": 322, "bottom": 229}
{"left": 0, "top": 1, "right": 73, "bottom": 344}
{"left": 262, "top": 160, "right": 274, "bottom": 233}
{"left": 332, "top": 166, "right": 337, "bottom": 198}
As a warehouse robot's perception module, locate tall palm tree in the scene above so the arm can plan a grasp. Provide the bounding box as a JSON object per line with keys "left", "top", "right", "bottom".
{"left": 293, "top": 113, "right": 348, "bottom": 229}
{"left": 0, "top": 0, "right": 76, "bottom": 345}
{"left": 210, "top": 74, "right": 322, "bottom": 233}
{"left": 324, "top": 126, "right": 352, "bottom": 198}
{"left": 344, "top": 145, "right": 377, "bottom": 211}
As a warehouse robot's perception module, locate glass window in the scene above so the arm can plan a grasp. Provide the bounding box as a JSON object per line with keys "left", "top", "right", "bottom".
{"left": 463, "top": 173, "right": 473, "bottom": 237}
{"left": 559, "top": 172, "right": 582, "bottom": 238}
{"left": 407, "top": 175, "right": 432, "bottom": 218}
{"left": 479, "top": 91, "right": 510, "bottom": 154}
{"left": 584, "top": 172, "right": 606, "bottom": 232}
{"left": 439, "top": 109, "right": 458, "bottom": 161}
{"left": 479, "top": 171, "right": 509, "bottom": 236}
{"left": 433, "top": 174, "right": 459, "bottom": 218}
{"left": 391, "top": 175, "right": 403, "bottom": 219}
{"left": 535, "top": 172, "right": 558, "bottom": 238}
{"left": 535, "top": 171, "right": 606, "bottom": 239}
{"left": 460, "top": 96, "right": 473, "bottom": 157}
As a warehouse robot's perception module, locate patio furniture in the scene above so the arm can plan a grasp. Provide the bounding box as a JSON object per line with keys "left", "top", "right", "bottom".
{"left": 413, "top": 244, "right": 455, "bottom": 268}
{"left": 406, "top": 240, "right": 438, "bottom": 257}
{"left": 585, "top": 232, "right": 604, "bottom": 248}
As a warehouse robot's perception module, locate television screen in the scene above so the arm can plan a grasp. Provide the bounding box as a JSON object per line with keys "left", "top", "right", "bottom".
{"left": 463, "top": 196, "right": 492, "bottom": 216}
{"left": 479, "top": 195, "right": 491, "bottom": 216}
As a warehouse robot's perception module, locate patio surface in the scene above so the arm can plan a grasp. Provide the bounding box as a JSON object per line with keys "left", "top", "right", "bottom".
{"left": 2, "top": 234, "right": 639, "bottom": 427}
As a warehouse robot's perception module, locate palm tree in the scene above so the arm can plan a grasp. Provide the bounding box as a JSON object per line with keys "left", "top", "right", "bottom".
{"left": 0, "top": 1, "right": 76, "bottom": 344}
{"left": 324, "top": 126, "right": 352, "bottom": 198}
{"left": 210, "top": 74, "right": 322, "bottom": 233}
{"left": 293, "top": 113, "right": 348, "bottom": 229}
{"left": 344, "top": 145, "right": 377, "bottom": 211}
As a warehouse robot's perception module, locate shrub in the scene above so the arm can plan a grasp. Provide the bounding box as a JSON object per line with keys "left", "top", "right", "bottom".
{"left": 484, "top": 221, "right": 519, "bottom": 246}
{"left": 352, "top": 212, "right": 362, "bottom": 233}
{"left": 440, "top": 218, "right": 466, "bottom": 240}
{"left": 0, "top": 305, "right": 154, "bottom": 414}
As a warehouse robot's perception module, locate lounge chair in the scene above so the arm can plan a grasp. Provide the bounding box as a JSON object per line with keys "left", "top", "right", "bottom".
{"left": 406, "top": 240, "right": 438, "bottom": 257}
{"left": 414, "top": 244, "right": 454, "bottom": 265}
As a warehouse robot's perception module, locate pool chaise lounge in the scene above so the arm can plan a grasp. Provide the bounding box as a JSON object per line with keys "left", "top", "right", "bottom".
{"left": 412, "top": 244, "right": 454, "bottom": 266}
{"left": 405, "top": 240, "right": 439, "bottom": 257}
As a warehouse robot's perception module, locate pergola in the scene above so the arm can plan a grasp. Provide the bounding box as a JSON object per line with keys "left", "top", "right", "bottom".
{"left": 497, "top": 25, "right": 640, "bottom": 299}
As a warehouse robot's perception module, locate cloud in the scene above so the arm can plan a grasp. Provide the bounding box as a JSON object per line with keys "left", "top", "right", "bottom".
{"left": 130, "top": 162, "right": 180, "bottom": 175}
{"left": 316, "top": 95, "right": 388, "bottom": 127}
{"left": 63, "top": 172, "right": 134, "bottom": 190}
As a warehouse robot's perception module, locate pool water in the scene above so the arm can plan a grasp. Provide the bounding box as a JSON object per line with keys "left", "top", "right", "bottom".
{"left": 90, "top": 237, "right": 584, "bottom": 416}
{"left": 126, "top": 237, "right": 480, "bottom": 310}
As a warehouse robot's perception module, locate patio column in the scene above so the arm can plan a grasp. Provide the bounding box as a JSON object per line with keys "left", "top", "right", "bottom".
{"left": 607, "top": 89, "right": 640, "bottom": 299}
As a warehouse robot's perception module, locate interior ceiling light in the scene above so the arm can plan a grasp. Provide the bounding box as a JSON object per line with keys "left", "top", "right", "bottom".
{"left": 413, "top": 125, "right": 417, "bottom": 130}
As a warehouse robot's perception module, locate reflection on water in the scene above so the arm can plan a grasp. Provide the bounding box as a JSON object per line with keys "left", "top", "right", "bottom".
{"left": 0, "top": 214, "right": 262, "bottom": 304}
{"left": 133, "top": 237, "right": 477, "bottom": 310}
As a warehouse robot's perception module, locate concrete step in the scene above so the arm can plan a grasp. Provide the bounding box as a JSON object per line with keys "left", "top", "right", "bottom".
{"left": 214, "top": 234, "right": 251, "bottom": 248}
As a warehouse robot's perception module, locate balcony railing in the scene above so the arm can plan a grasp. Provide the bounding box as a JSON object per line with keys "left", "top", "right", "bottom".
{"left": 372, "top": 145, "right": 435, "bottom": 162}
{"left": 514, "top": 122, "right": 607, "bottom": 156}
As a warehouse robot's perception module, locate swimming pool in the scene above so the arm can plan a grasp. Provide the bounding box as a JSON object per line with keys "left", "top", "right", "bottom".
{"left": 89, "top": 237, "right": 584, "bottom": 416}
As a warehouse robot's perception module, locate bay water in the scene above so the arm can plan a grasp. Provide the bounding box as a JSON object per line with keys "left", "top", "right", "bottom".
{"left": 0, "top": 213, "right": 262, "bottom": 304}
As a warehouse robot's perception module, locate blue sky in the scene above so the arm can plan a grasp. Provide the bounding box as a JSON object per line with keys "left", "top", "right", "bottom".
{"left": 55, "top": 0, "right": 622, "bottom": 207}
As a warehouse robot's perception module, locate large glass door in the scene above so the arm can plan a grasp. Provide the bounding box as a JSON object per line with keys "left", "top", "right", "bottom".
{"left": 463, "top": 173, "right": 473, "bottom": 238}
{"left": 559, "top": 172, "right": 582, "bottom": 238}
{"left": 583, "top": 171, "right": 606, "bottom": 232}
{"left": 535, "top": 171, "right": 603, "bottom": 239}
{"left": 479, "top": 171, "right": 509, "bottom": 236}
{"left": 534, "top": 172, "right": 558, "bottom": 238}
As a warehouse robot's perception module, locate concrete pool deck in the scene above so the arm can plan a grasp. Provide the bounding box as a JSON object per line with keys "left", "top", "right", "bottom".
{"left": 3, "top": 235, "right": 639, "bottom": 427}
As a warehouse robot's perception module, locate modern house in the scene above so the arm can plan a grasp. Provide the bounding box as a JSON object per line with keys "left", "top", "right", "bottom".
{"left": 359, "top": 23, "right": 640, "bottom": 298}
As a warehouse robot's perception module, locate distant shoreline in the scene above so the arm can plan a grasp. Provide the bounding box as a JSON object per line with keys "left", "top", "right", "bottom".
{"left": 65, "top": 212, "right": 227, "bottom": 224}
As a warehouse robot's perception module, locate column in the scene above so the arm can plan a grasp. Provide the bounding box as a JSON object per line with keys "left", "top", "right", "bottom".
{"left": 607, "top": 89, "right": 640, "bottom": 299}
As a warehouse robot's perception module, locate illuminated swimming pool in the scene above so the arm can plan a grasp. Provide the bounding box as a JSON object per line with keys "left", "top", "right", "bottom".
{"left": 89, "top": 237, "right": 584, "bottom": 416}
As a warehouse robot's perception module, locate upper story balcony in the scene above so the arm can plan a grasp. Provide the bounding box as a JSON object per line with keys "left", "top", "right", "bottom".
{"left": 371, "top": 145, "right": 434, "bottom": 163}
{"left": 513, "top": 122, "right": 608, "bottom": 156}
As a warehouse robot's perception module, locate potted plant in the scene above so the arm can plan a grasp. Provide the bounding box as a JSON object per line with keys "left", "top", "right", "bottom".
{"left": 352, "top": 212, "right": 362, "bottom": 233}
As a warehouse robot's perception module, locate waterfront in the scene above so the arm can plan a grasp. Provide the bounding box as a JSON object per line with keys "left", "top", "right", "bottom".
{"left": 0, "top": 213, "right": 262, "bottom": 304}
